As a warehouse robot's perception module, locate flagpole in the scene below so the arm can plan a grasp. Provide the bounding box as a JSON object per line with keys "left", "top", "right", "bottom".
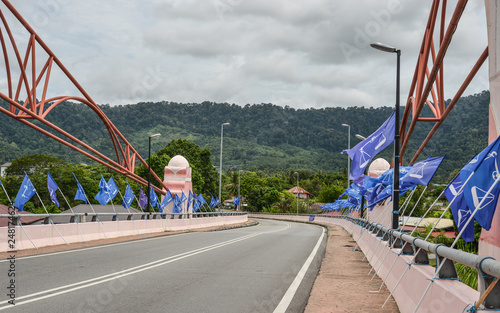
{"left": 368, "top": 186, "right": 422, "bottom": 275}
{"left": 413, "top": 171, "right": 500, "bottom": 313}
{"left": 132, "top": 188, "right": 154, "bottom": 234}
{"left": 371, "top": 185, "right": 448, "bottom": 285}
{"left": 57, "top": 188, "right": 85, "bottom": 242}
{"left": 34, "top": 190, "right": 68, "bottom": 245}
{"left": 117, "top": 187, "right": 140, "bottom": 235}
{"left": 1, "top": 181, "right": 37, "bottom": 249}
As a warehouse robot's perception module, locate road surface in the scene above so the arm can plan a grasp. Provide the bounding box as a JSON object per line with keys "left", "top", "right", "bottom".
{"left": 0, "top": 219, "right": 326, "bottom": 313}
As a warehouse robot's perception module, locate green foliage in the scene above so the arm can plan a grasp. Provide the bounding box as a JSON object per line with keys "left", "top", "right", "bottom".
{"left": 0, "top": 91, "right": 490, "bottom": 183}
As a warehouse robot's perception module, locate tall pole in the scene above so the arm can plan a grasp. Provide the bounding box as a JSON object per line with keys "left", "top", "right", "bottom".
{"left": 219, "top": 122, "right": 230, "bottom": 213}
{"left": 147, "top": 133, "right": 161, "bottom": 215}
{"left": 370, "top": 41, "right": 401, "bottom": 230}
{"left": 238, "top": 170, "right": 242, "bottom": 211}
{"left": 295, "top": 172, "right": 299, "bottom": 215}
{"left": 393, "top": 49, "right": 401, "bottom": 230}
{"left": 342, "top": 124, "right": 350, "bottom": 188}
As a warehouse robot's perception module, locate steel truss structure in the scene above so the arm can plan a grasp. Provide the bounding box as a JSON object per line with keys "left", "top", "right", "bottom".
{"left": 0, "top": 0, "right": 166, "bottom": 193}
{"left": 400, "top": 0, "right": 488, "bottom": 165}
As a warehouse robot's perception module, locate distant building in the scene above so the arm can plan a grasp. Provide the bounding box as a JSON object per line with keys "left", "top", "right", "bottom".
{"left": 0, "top": 204, "right": 44, "bottom": 226}
{"left": 288, "top": 186, "right": 311, "bottom": 199}
{"left": 0, "top": 162, "right": 11, "bottom": 178}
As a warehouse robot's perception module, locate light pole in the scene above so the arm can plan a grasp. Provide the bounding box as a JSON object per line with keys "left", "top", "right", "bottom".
{"left": 294, "top": 172, "right": 299, "bottom": 215}
{"left": 355, "top": 134, "right": 366, "bottom": 141}
{"left": 342, "top": 123, "right": 350, "bottom": 188}
{"left": 147, "top": 133, "right": 161, "bottom": 215}
{"left": 371, "top": 41, "right": 400, "bottom": 230}
{"left": 219, "top": 122, "right": 230, "bottom": 213}
{"left": 238, "top": 170, "right": 242, "bottom": 211}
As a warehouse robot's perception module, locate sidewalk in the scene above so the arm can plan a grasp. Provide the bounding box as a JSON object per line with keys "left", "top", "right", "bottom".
{"left": 305, "top": 224, "right": 400, "bottom": 313}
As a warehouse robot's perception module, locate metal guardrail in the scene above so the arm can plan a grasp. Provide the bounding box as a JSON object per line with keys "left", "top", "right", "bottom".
{"left": 0, "top": 211, "right": 247, "bottom": 224}
{"left": 250, "top": 212, "right": 500, "bottom": 309}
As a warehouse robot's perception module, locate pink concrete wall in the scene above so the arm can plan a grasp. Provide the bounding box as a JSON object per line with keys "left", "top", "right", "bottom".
{"left": 482, "top": 0, "right": 500, "bottom": 261}
{"left": 251, "top": 214, "right": 480, "bottom": 313}
{"left": 1, "top": 215, "right": 248, "bottom": 252}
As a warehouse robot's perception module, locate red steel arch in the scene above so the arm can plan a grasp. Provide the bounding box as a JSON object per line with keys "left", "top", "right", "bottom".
{"left": 0, "top": 1, "right": 166, "bottom": 193}
{"left": 399, "top": 0, "right": 488, "bottom": 165}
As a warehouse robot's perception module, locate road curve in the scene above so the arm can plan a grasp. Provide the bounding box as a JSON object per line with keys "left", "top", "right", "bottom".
{"left": 0, "top": 219, "right": 326, "bottom": 313}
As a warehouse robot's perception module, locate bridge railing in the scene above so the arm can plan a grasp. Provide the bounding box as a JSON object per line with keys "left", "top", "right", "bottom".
{"left": 0, "top": 211, "right": 247, "bottom": 225}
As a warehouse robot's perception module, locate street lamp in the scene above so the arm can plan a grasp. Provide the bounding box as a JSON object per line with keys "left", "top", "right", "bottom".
{"left": 355, "top": 134, "right": 366, "bottom": 141}
{"left": 219, "top": 122, "right": 230, "bottom": 212}
{"left": 147, "top": 133, "right": 161, "bottom": 215}
{"left": 238, "top": 170, "right": 243, "bottom": 211}
{"left": 342, "top": 123, "right": 350, "bottom": 188}
{"left": 294, "top": 172, "right": 299, "bottom": 215}
{"left": 371, "top": 41, "right": 401, "bottom": 230}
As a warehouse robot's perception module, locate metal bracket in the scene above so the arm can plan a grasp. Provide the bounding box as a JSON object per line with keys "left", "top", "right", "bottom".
{"left": 414, "top": 248, "right": 430, "bottom": 265}
{"left": 435, "top": 247, "right": 458, "bottom": 279}
{"left": 393, "top": 237, "right": 403, "bottom": 249}
{"left": 401, "top": 242, "right": 414, "bottom": 255}
{"left": 477, "top": 257, "right": 500, "bottom": 309}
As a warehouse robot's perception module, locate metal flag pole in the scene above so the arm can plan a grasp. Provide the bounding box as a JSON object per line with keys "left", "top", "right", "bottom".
{"left": 0, "top": 181, "right": 37, "bottom": 249}
{"left": 382, "top": 171, "right": 475, "bottom": 307}
{"left": 132, "top": 188, "right": 154, "bottom": 234}
{"left": 34, "top": 190, "right": 68, "bottom": 245}
{"left": 368, "top": 186, "right": 425, "bottom": 276}
{"left": 370, "top": 185, "right": 448, "bottom": 283}
{"left": 58, "top": 188, "right": 85, "bottom": 242}
{"left": 412, "top": 171, "right": 500, "bottom": 313}
{"left": 117, "top": 188, "right": 140, "bottom": 235}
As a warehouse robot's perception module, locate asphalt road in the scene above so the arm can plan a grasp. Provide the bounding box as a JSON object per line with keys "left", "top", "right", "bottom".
{"left": 0, "top": 219, "right": 326, "bottom": 313}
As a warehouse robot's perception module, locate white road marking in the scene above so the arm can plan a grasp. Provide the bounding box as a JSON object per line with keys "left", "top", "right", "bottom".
{"left": 273, "top": 227, "right": 325, "bottom": 313}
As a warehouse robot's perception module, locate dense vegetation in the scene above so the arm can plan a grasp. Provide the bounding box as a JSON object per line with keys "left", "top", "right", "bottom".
{"left": 0, "top": 91, "right": 490, "bottom": 183}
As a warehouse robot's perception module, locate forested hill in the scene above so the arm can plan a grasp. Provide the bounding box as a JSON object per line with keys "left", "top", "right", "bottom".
{"left": 0, "top": 91, "right": 489, "bottom": 182}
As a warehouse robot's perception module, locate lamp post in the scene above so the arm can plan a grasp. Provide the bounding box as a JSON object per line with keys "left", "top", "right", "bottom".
{"left": 294, "top": 172, "right": 299, "bottom": 215}
{"left": 342, "top": 123, "right": 350, "bottom": 188}
{"left": 147, "top": 133, "right": 161, "bottom": 215}
{"left": 371, "top": 41, "right": 400, "bottom": 230}
{"left": 238, "top": 170, "right": 242, "bottom": 211}
{"left": 219, "top": 122, "right": 230, "bottom": 213}
{"left": 355, "top": 134, "right": 366, "bottom": 141}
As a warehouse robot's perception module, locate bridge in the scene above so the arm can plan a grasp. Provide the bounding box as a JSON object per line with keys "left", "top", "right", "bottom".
{"left": 1, "top": 1, "right": 500, "bottom": 312}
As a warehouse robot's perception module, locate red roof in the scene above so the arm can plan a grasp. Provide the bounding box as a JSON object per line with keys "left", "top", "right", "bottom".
{"left": 288, "top": 186, "right": 311, "bottom": 194}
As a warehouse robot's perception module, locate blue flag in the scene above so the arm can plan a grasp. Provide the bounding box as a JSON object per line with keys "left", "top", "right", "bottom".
{"left": 13, "top": 174, "right": 37, "bottom": 211}
{"left": 444, "top": 174, "right": 474, "bottom": 242}
{"left": 173, "top": 195, "right": 183, "bottom": 213}
{"left": 47, "top": 172, "right": 60, "bottom": 208}
{"left": 138, "top": 188, "right": 148, "bottom": 210}
{"left": 159, "top": 189, "right": 174, "bottom": 211}
{"left": 72, "top": 173, "right": 87, "bottom": 203}
{"left": 107, "top": 177, "right": 119, "bottom": 201}
{"left": 94, "top": 175, "right": 112, "bottom": 206}
{"left": 461, "top": 136, "right": 500, "bottom": 230}
{"left": 400, "top": 156, "right": 446, "bottom": 187}
{"left": 342, "top": 110, "right": 395, "bottom": 180}
{"left": 197, "top": 194, "right": 206, "bottom": 206}
{"left": 187, "top": 190, "right": 194, "bottom": 211}
{"left": 0, "top": 178, "right": 2, "bottom": 185}
{"left": 233, "top": 196, "right": 241, "bottom": 205}
{"left": 209, "top": 195, "right": 217, "bottom": 209}
{"left": 150, "top": 186, "right": 158, "bottom": 208}
{"left": 193, "top": 193, "right": 201, "bottom": 213}
{"left": 122, "top": 183, "right": 135, "bottom": 209}
{"left": 180, "top": 191, "right": 187, "bottom": 203}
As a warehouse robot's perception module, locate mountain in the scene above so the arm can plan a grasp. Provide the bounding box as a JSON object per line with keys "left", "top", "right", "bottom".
{"left": 0, "top": 91, "right": 490, "bottom": 183}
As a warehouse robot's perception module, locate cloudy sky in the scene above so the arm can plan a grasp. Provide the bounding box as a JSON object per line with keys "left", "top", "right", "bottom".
{"left": 2, "top": 0, "right": 489, "bottom": 109}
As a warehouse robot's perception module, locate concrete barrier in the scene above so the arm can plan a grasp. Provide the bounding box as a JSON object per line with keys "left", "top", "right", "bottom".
{"left": 251, "top": 214, "right": 480, "bottom": 313}
{"left": 2, "top": 215, "right": 248, "bottom": 252}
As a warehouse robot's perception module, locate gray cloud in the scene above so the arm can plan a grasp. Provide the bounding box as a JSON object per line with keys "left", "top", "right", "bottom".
{"left": 3, "top": 0, "right": 489, "bottom": 109}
